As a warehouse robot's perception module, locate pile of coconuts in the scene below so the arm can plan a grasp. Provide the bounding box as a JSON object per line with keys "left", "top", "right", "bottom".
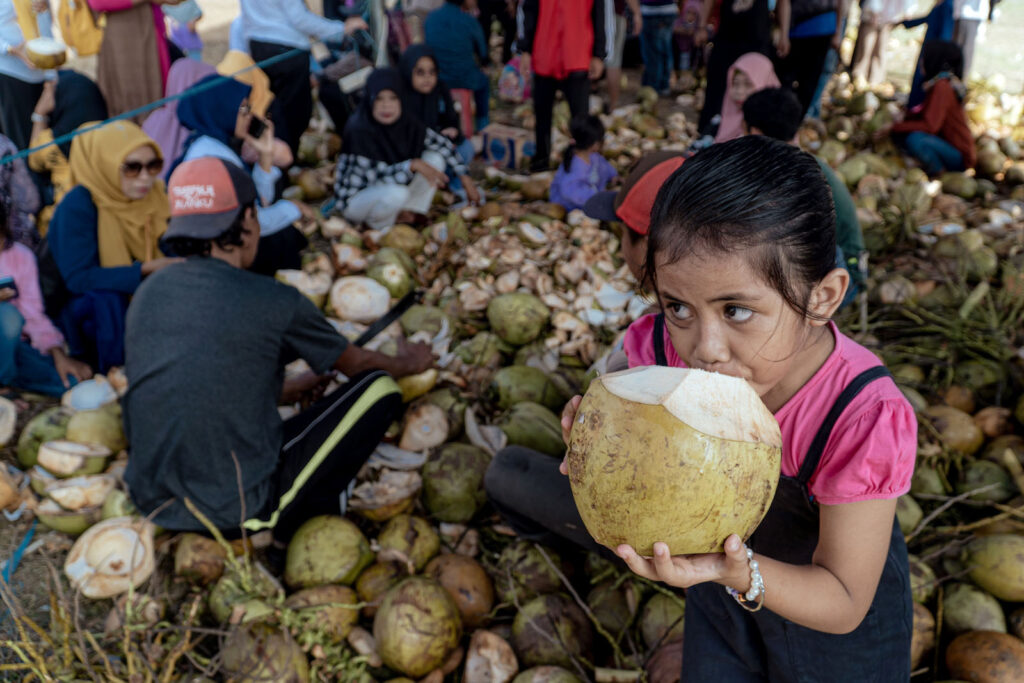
{"left": 5, "top": 62, "right": 1024, "bottom": 682}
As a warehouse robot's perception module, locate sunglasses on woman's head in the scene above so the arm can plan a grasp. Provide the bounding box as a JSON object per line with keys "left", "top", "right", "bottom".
{"left": 121, "top": 159, "right": 165, "bottom": 178}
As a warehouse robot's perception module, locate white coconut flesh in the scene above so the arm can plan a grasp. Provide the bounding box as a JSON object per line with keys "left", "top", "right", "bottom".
{"left": 599, "top": 367, "right": 781, "bottom": 447}
{"left": 46, "top": 475, "right": 116, "bottom": 511}
{"left": 0, "top": 396, "right": 15, "bottom": 446}
{"left": 62, "top": 377, "right": 118, "bottom": 411}
{"left": 330, "top": 276, "right": 391, "bottom": 323}
{"left": 277, "top": 269, "right": 331, "bottom": 295}
{"left": 26, "top": 38, "right": 66, "bottom": 67}
{"left": 64, "top": 518, "right": 157, "bottom": 599}
{"left": 399, "top": 404, "right": 449, "bottom": 451}
{"left": 37, "top": 440, "right": 112, "bottom": 476}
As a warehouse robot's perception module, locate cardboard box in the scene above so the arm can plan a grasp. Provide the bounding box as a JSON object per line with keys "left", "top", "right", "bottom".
{"left": 481, "top": 124, "right": 536, "bottom": 170}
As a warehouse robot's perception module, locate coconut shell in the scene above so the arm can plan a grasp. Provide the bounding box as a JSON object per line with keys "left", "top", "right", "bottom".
{"left": 356, "top": 561, "right": 407, "bottom": 617}
{"left": 487, "top": 293, "right": 551, "bottom": 347}
{"left": 568, "top": 368, "right": 781, "bottom": 555}
{"left": 512, "top": 594, "right": 592, "bottom": 669}
{"left": 424, "top": 554, "right": 494, "bottom": 628}
{"left": 284, "top": 515, "right": 373, "bottom": 589}
{"left": 330, "top": 276, "right": 391, "bottom": 323}
{"left": 586, "top": 579, "right": 641, "bottom": 637}
{"left": 925, "top": 405, "right": 984, "bottom": 455}
{"left": 639, "top": 592, "right": 685, "bottom": 649}
{"left": 512, "top": 668, "right": 582, "bottom": 683}
{"left": 464, "top": 629, "right": 518, "bottom": 683}
{"left": 896, "top": 494, "right": 923, "bottom": 535}
{"left": 37, "top": 440, "right": 111, "bottom": 477}
{"left": 17, "top": 407, "right": 72, "bottom": 468}
{"left": 24, "top": 37, "right": 67, "bottom": 69}
{"left": 496, "top": 401, "right": 565, "bottom": 457}
{"left": 63, "top": 517, "right": 156, "bottom": 598}
{"left": 964, "top": 535, "right": 1024, "bottom": 602}
{"left": 373, "top": 577, "right": 462, "bottom": 678}
{"left": 45, "top": 474, "right": 116, "bottom": 512}
{"left": 956, "top": 461, "right": 1016, "bottom": 503}
{"left": 494, "top": 541, "right": 563, "bottom": 603}
{"left": 946, "top": 631, "right": 1024, "bottom": 683}
{"left": 910, "top": 555, "right": 937, "bottom": 604}
{"left": 36, "top": 499, "right": 101, "bottom": 536}
{"left": 489, "top": 365, "right": 566, "bottom": 412}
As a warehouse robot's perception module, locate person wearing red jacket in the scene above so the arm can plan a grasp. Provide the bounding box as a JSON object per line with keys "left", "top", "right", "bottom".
{"left": 876, "top": 40, "right": 975, "bottom": 175}
{"left": 517, "top": 0, "right": 613, "bottom": 173}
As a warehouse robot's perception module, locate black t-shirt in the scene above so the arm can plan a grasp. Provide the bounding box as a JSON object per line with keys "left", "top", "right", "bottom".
{"left": 123, "top": 257, "right": 348, "bottom": 532}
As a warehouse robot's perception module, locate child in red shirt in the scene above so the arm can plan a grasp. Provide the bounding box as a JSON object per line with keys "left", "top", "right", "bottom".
{"left": 879, "top": 40, "right": 975, "bottom": 174}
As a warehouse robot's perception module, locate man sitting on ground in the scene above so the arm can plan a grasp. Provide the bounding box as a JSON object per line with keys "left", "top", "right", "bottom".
{"left": 123, "top": 157, "right": 433, "bottom": 557}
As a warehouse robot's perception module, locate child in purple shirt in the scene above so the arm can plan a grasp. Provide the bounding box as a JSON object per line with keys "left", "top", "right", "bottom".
{"left": 550, "top": 114, "right": 618, "bottom": 213}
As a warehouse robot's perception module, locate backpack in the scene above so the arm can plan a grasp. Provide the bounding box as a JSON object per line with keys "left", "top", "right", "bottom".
{"left": 57, "top": 0, "right": 104, "bottom": 57}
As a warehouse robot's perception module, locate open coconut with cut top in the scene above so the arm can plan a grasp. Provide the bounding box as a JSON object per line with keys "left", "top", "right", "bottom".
{"left": 567, "top": 366, "right": 782, "bottom": 556}
{"left": 64, "top": 517, "right": 157, "bottom": 598}
{"left": 25, "top": 38, "right": 67, "bottom": 69}
{"left": 37, "top": 440, "right": 112, "bottom": 478}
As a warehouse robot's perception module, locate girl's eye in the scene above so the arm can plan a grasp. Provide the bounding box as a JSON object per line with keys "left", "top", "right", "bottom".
{"left": 667, "top": 302, "right": 692, "bottom": 321}
{"left": 725, "top": 305, "right": 753, "bottom": 323}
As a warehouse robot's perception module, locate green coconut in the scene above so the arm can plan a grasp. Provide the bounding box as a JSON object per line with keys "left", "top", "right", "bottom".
{"left": 371, "top": 246, "right": 417, "bottom": 275}
{"left": 897, "top": 495, "right": 924, "bottom": 535}
{"left": 487, "top": 293, "right": 551, "bottom": 346}
{"left": 497, "top": 401, "right": 565, "bottom": 457}
{"left": 284, "top": 585, "right": 359, "bottom": 640}
{"left": 911, "top": 465, "right": 948, "bottom": 496}
{"left": 208, "top": 564, "right": 279, "bottom": 624}
{"left": 421, "top": 443, "right": 491, "bottom": 523}
{"left": 355, "top": 561, "right": 406, "bottom": 618}
{"left": 837, "top": 157, "right": 869, "bottom": 187}
{"left": 367, "top": 262, "right": 414, "bottom": 299}
{"left": 100, "top": 489, "right": 138, "bottom": 520}
{"left": 495, "top": 540, "right": 563, "bottom": 603}
{"left": 512, "top": 594, "right": 593, "bottom": 669}
{"left": 378, "top": 514, "right": 440, "bottom": 571}
{"left": 963, "top": 534, "right": 1024, "bottom": 602}
{"left": 284, "top": 515, "right": 373, "bottom": 589}
{"left": 65, "top": 406, "right": 127, "bottom": 454}
{"left": 455, "top": 332, "right": 510, "bottom": 367}
{"left": 586, "top": 579, "right": 641, "bottom": 638}
{"left": 175, "top": 533, "right": 227, "bottom": 585}
{"left": 400, "top": 305, "right": 454, "bottom": 337}
{"left": 373, "top": 577, "right": 462, "bottom": 678}
{"left": 17, "top": 406, "right": 72, "bottom": 468}
{"left": 639, "top": 592, "right": 686, "bottom": 649}
{"left": 490, "top": 365, "right": 566, "bottom": 411}
{"left": 35, "top": 499, "right": 100, "bottom": 536}
{"left": 422, "top": 388, "right": 467, "bottom": 437}
{"left": 955, "top": 360, "right": 1003, "bottom": 394}
{"left": 956, "top": 460, "right": 1016, "bottom": 502}
{"left": 568, "top": 367, "right": 781, "bottom": 555}
{"left": 380, "top": 224, "right": 426, "bottom": 255}
{"left": 942, "top": 583, "right": 1006, "bottom": 634}
{"left": 513, "top": 668, "right": 583, "bottom": 683}
{"left": 910, "top": 555, "right": 937, "bottom": 604}
{"left": 818, "top": 139, "right": 847, "bottom": 167}
{"left": 941, "top": 172, "right": 978, "bottom": 199}
{"left": 221, "top": 621, "right": 309, "bottom": 683}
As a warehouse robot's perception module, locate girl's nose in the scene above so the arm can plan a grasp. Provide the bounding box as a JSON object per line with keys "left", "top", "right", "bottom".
{"left": 691, "top": 320, "right": 731, "bottom": 369}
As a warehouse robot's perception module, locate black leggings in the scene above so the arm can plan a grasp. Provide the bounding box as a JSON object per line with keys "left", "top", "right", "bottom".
{"left": 249, "top": 41, "right": 313, "bottom": 157}
{"left": 0, "top": 74, "right": 43, "bottom": 151}
{"left": 485, "top": 446, "right": 623, "bottom": 564}
{"left": 478, "top": 0, "right": 516, "bottom": 65}
{"left": 243, "top": 370, "right": 403, "bottom": 544}
{"left": 249, "top": 225, "right": 308, "bottom": 276}
{"left": 531, "top": 72, "right": 591, "bottom": 172}
{"left": 774, "top": 34, "right": 833, "bottom": 117}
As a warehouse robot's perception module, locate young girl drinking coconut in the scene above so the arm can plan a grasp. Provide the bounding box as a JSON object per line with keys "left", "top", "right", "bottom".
{"left": 519, "top": 136, "right": 915, "bottom": 680}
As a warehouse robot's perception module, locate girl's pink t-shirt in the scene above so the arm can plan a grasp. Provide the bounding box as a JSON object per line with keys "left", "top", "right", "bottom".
{"left": 622, "top": 314, "right": 916, "bottom": 505}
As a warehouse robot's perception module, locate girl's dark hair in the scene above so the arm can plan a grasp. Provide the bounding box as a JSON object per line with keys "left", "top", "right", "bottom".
{"left": 921, "top": 40, "right": 964, "bottom": 81}
{"left": 161, "top": 203, "right": 255, "bottom": 258}
{"left": 562, "top": 114, "right": 605, "bottom": 172}
{"left": 644, "top": 136, "right": 837, "bottom": 318}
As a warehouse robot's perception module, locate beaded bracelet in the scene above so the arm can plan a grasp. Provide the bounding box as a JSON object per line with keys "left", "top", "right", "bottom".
{"left": 724, "top": 545, "right": 765, "bottom": 613}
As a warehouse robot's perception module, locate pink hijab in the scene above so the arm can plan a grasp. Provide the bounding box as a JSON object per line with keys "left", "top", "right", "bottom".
{"left": 714, "top": 53, "right": 781, "bottom": 143}
{"left": 142, "top": 59, "right": 216, "bottom": 176}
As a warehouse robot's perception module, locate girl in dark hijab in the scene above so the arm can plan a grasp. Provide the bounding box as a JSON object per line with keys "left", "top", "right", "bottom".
{"left": 28, "top": 71, "right": 109, "bottom": 234}
{"left": 399, "top": 45, "right": 474, "bottom": 163}
{"left": 333, "top": 68, "right": 480, "bottom": 231}
{"left": 173, "top": 75, "right": 310, "bottom": 275}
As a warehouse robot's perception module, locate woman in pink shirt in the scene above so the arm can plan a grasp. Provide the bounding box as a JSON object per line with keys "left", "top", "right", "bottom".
{"left": 0, "top": 199, "right": 92, "bottom": 397}
{"left": 487, "top": 136, "right": 915, "bottom": 681}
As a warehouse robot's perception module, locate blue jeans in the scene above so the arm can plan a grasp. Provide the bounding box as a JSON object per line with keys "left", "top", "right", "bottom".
{"left": 641, "top": 15, "right": 675, "bottom": 92}
{"left": 901, "top": 131, "right": 965, "bottom": 175}
{"left": 0, "top": 303, "right": 73, "bottom": 397}
{"left": 806, "top": 20, "right": 845, "bottom": 120}
{"left": 456, "top": 137, "right": 475, "bottom": 165}
{"left": 59, "top": 290, "right": 129, "bottom": 373}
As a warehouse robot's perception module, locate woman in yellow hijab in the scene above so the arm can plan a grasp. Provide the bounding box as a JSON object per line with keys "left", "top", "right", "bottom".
{"left": 47, "top": 120, "right": 182, "bottom": 371}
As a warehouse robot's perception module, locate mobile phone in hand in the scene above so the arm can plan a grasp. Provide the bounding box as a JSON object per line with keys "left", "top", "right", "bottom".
{"left": 247, "top": 115, "right": 268, "bottom": 140}
{"left": 0, "top": 275, "right": 18, "bottom": 299}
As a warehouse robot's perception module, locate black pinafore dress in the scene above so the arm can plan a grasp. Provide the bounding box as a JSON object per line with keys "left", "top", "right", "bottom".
{"left": 649, "top": 314, "right": 912, "bottom": 682}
